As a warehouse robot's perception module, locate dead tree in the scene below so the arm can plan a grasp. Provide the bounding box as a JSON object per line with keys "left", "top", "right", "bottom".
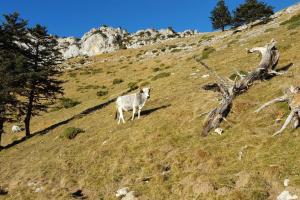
{"left": 198, "top": 39, "right": 289, "bottom": 136}
{"left": 255, "top": 86, "right": 300, "bottom": 136}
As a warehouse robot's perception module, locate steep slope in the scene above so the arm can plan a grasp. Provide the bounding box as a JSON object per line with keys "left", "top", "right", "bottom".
{"left": 1, "top": 3, "right": 300, "bottom": 200}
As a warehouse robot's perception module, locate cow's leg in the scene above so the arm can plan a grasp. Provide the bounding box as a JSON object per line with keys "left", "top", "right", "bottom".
{"left": 138, "top": 108, "right": 141, "bottom": 119}
{"left": 131, "top": 107, "right": 136, "bottom": 121}
{"left": 273, "top": 110, "right": 295, "bottom": 136}
{"left": 118, "top": 107, "right": 125, "bottom": 124}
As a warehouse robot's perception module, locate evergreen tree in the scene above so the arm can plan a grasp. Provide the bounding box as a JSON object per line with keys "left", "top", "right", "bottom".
{"left": 0, "top": 13, "right": 27, "bottom": 147}
{"left": 233, "top": 0, "right": 274, "bottom": 27}
{"left": 19, "top": 24, "right": 63, "bottom": 137}
{"left": 210, "top": 0, "right": 232, "bottom": 31}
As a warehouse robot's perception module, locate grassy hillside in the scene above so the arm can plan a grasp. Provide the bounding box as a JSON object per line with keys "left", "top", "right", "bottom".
{"left": 1, "top": 4, "right": 300, "bottom": 200}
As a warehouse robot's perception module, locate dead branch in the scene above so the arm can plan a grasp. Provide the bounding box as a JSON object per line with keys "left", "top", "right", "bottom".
{"left": 198, "top": 39, "right": 292, "bottom": 136}
{"left": 256, "top": 86, "right": 300, "bottom": 136}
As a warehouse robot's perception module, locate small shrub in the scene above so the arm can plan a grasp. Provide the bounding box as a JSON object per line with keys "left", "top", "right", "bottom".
{"left": 61, "top": 127, "right": 84, "bottom": 139}
{"left": 201, "top": 46, "right": 216, "bottom": 60}
{"left": 153, "top": 67, "right": 161, "bottom": 72}
{"left": 128, "top": 82, "right": 139, "bottom": 91}
{"left": 280, "top": 14, "right": 300, "bottom": 29}
{"left": 151, "top": 72, "right": 171, "bottom": 81}
{"left": 113, "top": 78, "right": 124, "bottom": 85}
{"left": 290, "top": 31, "right": 298, "bottom": 35}
{"left": 96, "top": 89, "right": 108, "bottom": 97}
{"left": 60, "top": 97, "right": 81, "bottom": 109}
{"left": 227, "top": 39, "right": 239, "bottom": 47}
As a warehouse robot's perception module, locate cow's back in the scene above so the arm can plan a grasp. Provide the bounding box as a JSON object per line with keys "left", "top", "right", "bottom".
{"left": 116, "top": 93, "right": 136, "bottom": 110}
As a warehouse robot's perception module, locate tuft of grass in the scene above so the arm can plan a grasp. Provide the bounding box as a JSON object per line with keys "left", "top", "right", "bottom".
{"left": 280, "top": 14, "right": 300, "bottom": 29}
{"left": 264, "top": 28, "right": 276, "bottom": 33}
{"left": 96, "top": 89, "right": 108, "bottom": 97}
{"left": 128, "top": 82, "right": 139, "bottom": 91}
{"left": 201, "top": 46, "right": 216, "bottom": 60}
{"left": 61, "top": 127, "right": 84, "bottom": 140}
{"left": 112, "top": 78, "right": 124, "bottom": 85}
{"left": 152, "top": 67, "right": 161, "bottom": 72}
{"left": 198, "top": 35, "right": 214, "bottom": 43}
{"left": 151, "top": 72, "right": 171, "bottom": 81}
{"left": 60, "top": 97, "right": 81, "bottom": 109}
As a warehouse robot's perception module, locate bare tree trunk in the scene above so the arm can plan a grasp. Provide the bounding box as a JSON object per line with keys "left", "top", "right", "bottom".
{"left": 24, "top": 88, "right": 34, "bottom": 137}
{"left": 198, "top": 39, "right": 289, "bottom": 136}
{"left": 0, "top": 117, "right": 3, "bottom": 148}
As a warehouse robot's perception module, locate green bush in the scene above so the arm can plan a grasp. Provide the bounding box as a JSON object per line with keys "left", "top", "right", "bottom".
{"left": 151, "top": 72, "right": 171, "bottom": 81}
{"left": 128, "top": 82, "right": 139, "bottom": 91}
{"left": 280, "top": 14, "right": 300, "bottom": 30}
{"left": 61, "top": 127, "right": 84, "bottom": 139}
{"left": 113, "top": 78, "right": 124, "bottom": 85}
{"left": 201, "top": 46, "right": 216, "bottom": 60}
{"left": 60, "top": 97, "right": 81, "bottom": 109}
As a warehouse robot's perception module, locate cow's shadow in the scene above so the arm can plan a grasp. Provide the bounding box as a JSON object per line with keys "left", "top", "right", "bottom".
{"left": 141, "top": 104, "right": 171, "bottom": 116}
{"left": 125, "top": 104, "right": 171, "bottom": 121}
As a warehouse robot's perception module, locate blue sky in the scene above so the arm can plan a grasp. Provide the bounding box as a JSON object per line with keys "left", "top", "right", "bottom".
{"left": 1, "top": 0, "right": 299, "bottom": 37}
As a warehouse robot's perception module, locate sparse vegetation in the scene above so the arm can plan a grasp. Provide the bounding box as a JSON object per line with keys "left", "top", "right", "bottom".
{"left": 61, "top": 127, "right": 84, "bottom": 139}
{"left": 280, "top": 14, "right": 300, "bottom": 29}
{"left": 151, "top": 72, "right": 171, "bottom": 81}
{"left": 96, "top": 89, "right": 108, "bottom": 97}
{"left": 201, "top": 46, "right": 216, "bottom": 60}
{"left": 112, "top": 78, "right": 124, "bottom": 84}
{"left": 127, "top": 82, "right": 139, "bottom": 91}
{"left": 60, "top": 97, "right": 81, "bottom": 109}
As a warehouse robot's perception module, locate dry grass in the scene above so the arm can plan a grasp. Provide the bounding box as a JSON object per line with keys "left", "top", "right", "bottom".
{"left": 1, "top": 7, "right": 300, "bottom": 200}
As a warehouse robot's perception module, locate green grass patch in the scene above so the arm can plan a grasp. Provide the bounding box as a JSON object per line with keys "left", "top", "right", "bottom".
{"left": 280, "top": 14, "right": 300, "bottom": 30}
{"left": 201, "top": 46, "right": 216, "bottom": 60}
{"left": 151, "top": 72, "right": 171, "bottom": 81}
{"left": 61, "top": 127, "right": 84, "bottom": 139}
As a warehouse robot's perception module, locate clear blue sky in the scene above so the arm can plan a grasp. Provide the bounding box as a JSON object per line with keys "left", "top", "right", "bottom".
{"left": 1, "top": 0, "right": 299, "bottom": 38}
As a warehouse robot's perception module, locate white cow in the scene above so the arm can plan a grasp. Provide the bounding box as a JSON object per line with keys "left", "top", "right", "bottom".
{"left": 12, "top": 125, "right": 22, "bottom": 133}
{"left": 115, "top": 87, "right": 151, "bottom": 124}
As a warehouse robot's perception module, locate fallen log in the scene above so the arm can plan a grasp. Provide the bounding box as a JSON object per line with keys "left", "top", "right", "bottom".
{"left": 197, "top": 39, "right": 292, "bottom": 136}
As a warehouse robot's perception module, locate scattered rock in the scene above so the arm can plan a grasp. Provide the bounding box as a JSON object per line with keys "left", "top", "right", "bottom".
{"left": 116, "top": 188, "right": 138, "bottom": 200}
{"left": 277, "top": 191, "right": 298, "bottom": 200}
{"left": 201, "top": 74, "right": 210, "bottom": 78}
{"left": 116, "top": 187, "right": 129, "bottom": 198}
{"left": 214, "top": 128, "right": 223, "bottom": 135}
{"left": 35, "top": 187, "right": 44, "bottom": 193}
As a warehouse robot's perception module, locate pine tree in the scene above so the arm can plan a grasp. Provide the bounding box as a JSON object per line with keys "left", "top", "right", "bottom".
{"left": 0, "top": 13, "right": 27, "bottom": 147}
{"left": 233, "top": 0, "right": 274, "bottom": 27}
{"left": 19, "top": 24, "right": 63, "bottom": 137}
{"left": 210, "top": 0, "right": 232, "bottom": 31}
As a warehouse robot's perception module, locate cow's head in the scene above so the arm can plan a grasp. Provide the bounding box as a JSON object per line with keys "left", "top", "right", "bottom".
{"left": 140, "top": 87, "right": 151, "bottom": 99}
{"left": 290, "top": 85, "right": 300, "bottom": 94}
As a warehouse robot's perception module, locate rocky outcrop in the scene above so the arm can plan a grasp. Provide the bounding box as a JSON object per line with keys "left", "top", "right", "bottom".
{"left": 57, "top": 26, "right": 198, "bottom": 59}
